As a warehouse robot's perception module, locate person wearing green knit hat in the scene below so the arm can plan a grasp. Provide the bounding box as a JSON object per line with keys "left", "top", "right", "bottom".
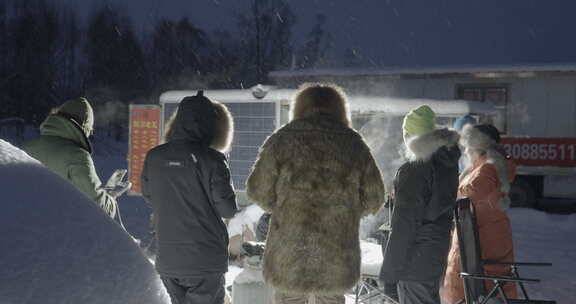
{"left": 380, "top": 105, "right": 461, "bottom": 304}
{"left": 23, "top": 98, "right": 120, "bottom": 219}
{"left": 402, "top": 104, "right": 436, "bottom": 142}
{"left": 58, "top": 97, "right": 95, "bottom": 136}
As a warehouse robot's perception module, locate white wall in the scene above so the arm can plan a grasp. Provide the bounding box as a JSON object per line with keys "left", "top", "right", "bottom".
{"left": 275, "top": 73, "right": 576, "bottom": 138}
{"left": 357, "top": 75, "right": 576, "bottom": 138}
{"left": 545, "top": 78, "right": 576, "bottom": 137}
{"left": 510, "top": 78, "right": 547, "bottom": 136}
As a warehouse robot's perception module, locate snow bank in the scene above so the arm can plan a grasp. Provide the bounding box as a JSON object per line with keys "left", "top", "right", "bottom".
{"left": 0, "top": 138, "right": 39, "bottom": 165}
{"left": 0, "top": 140, "right": 169, "bottom": 304}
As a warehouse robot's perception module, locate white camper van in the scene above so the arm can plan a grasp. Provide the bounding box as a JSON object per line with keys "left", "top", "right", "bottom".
{"left": 269, "top": 65, "right": 576, "bottom": 207}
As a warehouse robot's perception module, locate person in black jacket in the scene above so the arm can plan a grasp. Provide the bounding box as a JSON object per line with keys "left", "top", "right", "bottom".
{"left": 380, "top": 105, "right": 460, "bottom": 304}
{"left": 141, "top": 92, "right": 239, "bottom": 304}
{"left": 255, "top": 212, "right": 271, "bottom": 242}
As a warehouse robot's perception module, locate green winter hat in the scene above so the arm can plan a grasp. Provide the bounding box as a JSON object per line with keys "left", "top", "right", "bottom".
{"left": 402, "top": 105, "right": 436, "bottom": 137}
{"left": 58, "top": 97, "right": 94, "bottom": 136}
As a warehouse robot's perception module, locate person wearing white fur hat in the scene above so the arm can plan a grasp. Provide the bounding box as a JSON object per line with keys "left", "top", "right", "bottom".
{"left": 441, "top": 124, "right": 518, "bottom": 303}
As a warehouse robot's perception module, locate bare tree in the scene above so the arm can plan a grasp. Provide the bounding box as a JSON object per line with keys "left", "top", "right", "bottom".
{"left": 298, "top": 14, "right": 332, "bottom": 69}
{"left": 236, "top": 0, "right": 296, "bottom": 84}
{"left": 7, "top": 0, "right": 60, "bottom": 124}
{"left": 53, "top": 7, "right": 82, "bottom": 100}
{"left": 85, "top": 4, "right": 148, "bottom": 100}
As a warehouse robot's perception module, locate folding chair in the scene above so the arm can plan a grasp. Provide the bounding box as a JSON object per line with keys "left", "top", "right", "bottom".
{"left": 352, "top": 236, "right": 399, "bottom": 304}
{"left": 353, "top": 274, "right": 399, "bottom": 304}
{"left": 454, "top": 198, "right": 556, "bottom": 304}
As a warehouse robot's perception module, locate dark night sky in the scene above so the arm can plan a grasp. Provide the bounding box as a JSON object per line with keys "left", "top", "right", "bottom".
{"left": 59, "top": 0, "right": 576, "bottom": 67}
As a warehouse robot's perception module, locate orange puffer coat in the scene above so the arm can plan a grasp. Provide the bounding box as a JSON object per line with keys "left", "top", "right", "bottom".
{"left": 441, "top": 155, "right": 518, "bottom": 303}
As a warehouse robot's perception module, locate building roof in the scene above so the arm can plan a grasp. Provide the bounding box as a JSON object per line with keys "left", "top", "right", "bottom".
{"left": 349, "top": 97, "right": 495, "bottom": 116}
{"left": 270, "top": 63, "right": 576, "bottom": 79}
{"left": 160, "top": 88, "right": 496, "bottom": 117}
{"left": 159, "top": 87, "right": 295, "bottom": 104}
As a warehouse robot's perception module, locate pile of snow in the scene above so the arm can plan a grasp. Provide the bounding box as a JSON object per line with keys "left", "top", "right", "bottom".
{"left": 0, "top": 139, "right": 40, "bottom": 165}
{"left": 0, "top": 140, "right": 169, "bottom": 304}
{"left": 228, "top": 204, "right": 266, "bottom": 238}
{"left": 359, "top": 241, "right": 383, "bottom": 277}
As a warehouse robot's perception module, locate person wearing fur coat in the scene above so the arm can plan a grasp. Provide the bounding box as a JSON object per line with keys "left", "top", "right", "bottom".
{"left": 142, "top": 92, "right": 239, "bottom": 304}
{"left": 246, "top": 83, "right": 386, "bottom": 304}
{"left": 441, "top": 124, "right": 518, "bottom": 303}
{"left": 380, "top": 105, "right": 461, "bottom": 304}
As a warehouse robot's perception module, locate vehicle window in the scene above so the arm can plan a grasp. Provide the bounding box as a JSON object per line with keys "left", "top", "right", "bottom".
{"left": 457, "top": 85, "right": 508, "bottom": 133}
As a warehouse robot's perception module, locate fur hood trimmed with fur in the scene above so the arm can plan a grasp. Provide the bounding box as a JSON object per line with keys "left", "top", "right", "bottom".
{"left": 163, "top": 99, "right": 233, "bottom": 153}
{"left": 210, "top": 101, "right": 234, "bottom": 152}
{"left": 460, "top": 124, "right": 512, "bottom": 210}
{"left": 406, "top": 128, "right": 460, "bottom": 161}
{"left": 289, "top": 83, "right": 352, "bottom": 127}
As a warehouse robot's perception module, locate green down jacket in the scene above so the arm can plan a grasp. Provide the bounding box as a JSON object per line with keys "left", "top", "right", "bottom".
{"left": 23, "top": 114, "right": 117, "bottom": 218}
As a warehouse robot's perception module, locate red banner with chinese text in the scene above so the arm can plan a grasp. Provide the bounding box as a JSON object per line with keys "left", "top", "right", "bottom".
{"left": 501, "top": 137, "right": 576, "bottom": 167}
{"left": 128, "top": 105, "right": 161, "bottom": 194}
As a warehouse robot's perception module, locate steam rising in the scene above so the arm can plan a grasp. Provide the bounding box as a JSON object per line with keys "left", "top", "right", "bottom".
{"left": 357, "top": 113, "right": 407, "bottom": 240}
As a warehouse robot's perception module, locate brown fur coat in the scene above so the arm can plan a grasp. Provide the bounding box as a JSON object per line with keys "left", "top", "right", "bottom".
{"left": 246, "top": 85, "right": 385, "bottom": 295}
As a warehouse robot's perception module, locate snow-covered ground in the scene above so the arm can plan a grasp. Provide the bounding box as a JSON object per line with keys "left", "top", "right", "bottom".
{"left": 344, "top": 208, "right": 576, "bottom": 303}
{"left": 1, "top": 135, "right": 574, "bottom": 303}
{"left": 509, "top": 208, "right": 576, "bottom": 302}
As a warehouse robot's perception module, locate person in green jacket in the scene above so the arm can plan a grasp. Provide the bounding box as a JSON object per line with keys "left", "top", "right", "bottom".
{"left": 23, "top": 98, "right": 118, "bottom": 218}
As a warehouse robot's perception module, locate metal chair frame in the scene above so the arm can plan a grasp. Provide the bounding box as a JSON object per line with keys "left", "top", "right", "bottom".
{"left": 353, "top": 274, "right": 399, "bottom": 304}
{"left": 454, "top": 198, "right": 555, "bottom": 304}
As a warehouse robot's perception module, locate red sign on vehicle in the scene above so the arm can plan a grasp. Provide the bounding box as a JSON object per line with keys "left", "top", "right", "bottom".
{"left": 501, "top": 137, "right": 576, "bottom": 167}
{"left": 128, "top": 105, "right": 161, "bottom": 194}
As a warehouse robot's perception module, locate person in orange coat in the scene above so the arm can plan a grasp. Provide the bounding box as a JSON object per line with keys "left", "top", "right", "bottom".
{"left": 441, "top": 124, "right": 518, "bottom": 303}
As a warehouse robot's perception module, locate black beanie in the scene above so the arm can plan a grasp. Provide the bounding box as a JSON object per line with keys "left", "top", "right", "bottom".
{"left": 474, "top": 124, "right": 501, "bottom": 143}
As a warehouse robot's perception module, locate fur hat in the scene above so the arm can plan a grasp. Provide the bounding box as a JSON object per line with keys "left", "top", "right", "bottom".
{"left": 460, "top": 124, "right": 500, "bottom": 151}
{"left": 402, "top": 105, "right": 436, "bottom": 138}
{"left": 290, "top": 83, "right": 351, "bottom": 127}
{"left": 406, "top": 128, "right": 460, "bottom": 161}
{"left": 163, "top": 92, "right": 234, "bottom": 153}
{"left": 57, "top": 98, "right": 94, "bottom": 136}
{"left": 474, "top": 124, "right": 501, "bottom": 143}
{"left": 210, "top": 100, "right": 234, "bottom": 153}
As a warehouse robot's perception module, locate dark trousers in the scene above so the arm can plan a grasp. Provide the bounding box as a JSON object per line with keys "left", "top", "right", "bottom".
{"left": 397, "top": 279, "right": 441, "bottom": 304}
{"left": 161, "top": 273, "right": 225, "bottom": 304}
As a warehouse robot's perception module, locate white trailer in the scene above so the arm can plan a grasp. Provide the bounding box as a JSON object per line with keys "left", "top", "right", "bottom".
{"left": 270, "top": 64, "right": 576, "bottom": 206}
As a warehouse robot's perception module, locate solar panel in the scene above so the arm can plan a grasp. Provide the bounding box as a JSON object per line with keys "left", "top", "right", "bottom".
{"left": 226, "top": 102, "right": 276, "bottom": 190}
{"left": 162, "top": 101, "right": 277, "bottom": 191}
